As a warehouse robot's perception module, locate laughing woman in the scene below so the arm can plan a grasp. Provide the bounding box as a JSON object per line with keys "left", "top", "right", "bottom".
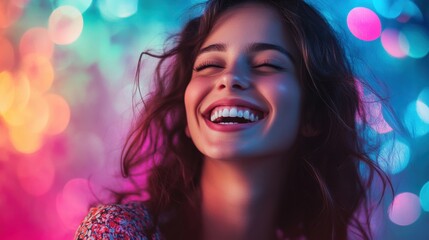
{"left": 75, "top": 0, "right": 391, "bottom": 239}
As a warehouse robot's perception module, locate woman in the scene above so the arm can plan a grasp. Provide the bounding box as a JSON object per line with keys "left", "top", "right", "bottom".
{"left": 75, "top": 0, "right": 391, "bottom": 239}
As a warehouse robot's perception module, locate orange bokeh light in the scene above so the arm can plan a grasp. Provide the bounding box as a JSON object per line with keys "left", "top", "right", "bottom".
{"left": 21, "top": 53, "right": 55, "bottom": 93}
{"left": 20, "top": 27, "right": 55, "bottom": 58}
{"left": 0, "top": 36, "right": 15, "bottom": 71}
{"left": 2, "top": 72, "right": 31, "bottom": 127}
{"left": 0, "top": 0, "right": 24, "bottom": 28}
{"left": 44, "top": 94, "right": 71, "bottom": 135}
{"left": 9, "top": 125, "right": 43, "bottom": 154}
{"left": 0, "top": 71, "right": 15, "bottom": 115}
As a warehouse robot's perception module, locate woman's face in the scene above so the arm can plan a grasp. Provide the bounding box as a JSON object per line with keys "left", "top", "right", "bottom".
{"left": 184, "top": 3, "right": 301, "bottom": 161}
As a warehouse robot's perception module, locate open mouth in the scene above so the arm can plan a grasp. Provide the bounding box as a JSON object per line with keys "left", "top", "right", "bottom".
{"left": 208, "top": 106, "right": 266, "bottom": 124}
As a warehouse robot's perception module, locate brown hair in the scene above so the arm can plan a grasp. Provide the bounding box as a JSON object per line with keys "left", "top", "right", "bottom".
{"left": 119, "top": 0, "right": 391, "bottom": 239}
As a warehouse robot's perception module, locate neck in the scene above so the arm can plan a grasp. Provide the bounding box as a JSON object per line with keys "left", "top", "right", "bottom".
{"left": 201, "top": 156, "right": 286, "bottom": 240}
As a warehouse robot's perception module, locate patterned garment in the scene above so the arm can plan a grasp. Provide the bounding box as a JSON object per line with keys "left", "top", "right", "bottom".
{"left": 74, "top": 202, "right": 162, "bottom": 240}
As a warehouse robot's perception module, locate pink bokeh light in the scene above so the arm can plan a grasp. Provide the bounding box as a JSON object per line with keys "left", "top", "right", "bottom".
{"left": 56, "top": 178, "right": 98, "bottom": 230}
{"left": 388, "top": 192, "right": 421, "bottom": 226}
{"left": 16, "top": 156, "right": 55, "bottom": 196}
{"left": 347, "top": 7, "right": 382, "bottom": 41}
{"left": 19, "top": 27, "right": 54, "bottom": 58}
{"left": 48, "top": 6, "right": 84, "bottom": 45}
{"left": 381, "top": 29, "right": 409, "bottom": 58}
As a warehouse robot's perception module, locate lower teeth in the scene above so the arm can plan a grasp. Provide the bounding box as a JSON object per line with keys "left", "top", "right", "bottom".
{"left": 219, "top": 122, "right": 238, "bottom": 125}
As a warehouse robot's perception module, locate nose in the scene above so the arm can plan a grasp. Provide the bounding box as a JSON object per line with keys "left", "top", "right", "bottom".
{"left": 216, "top": 65, "right": 250, "bottom": 91}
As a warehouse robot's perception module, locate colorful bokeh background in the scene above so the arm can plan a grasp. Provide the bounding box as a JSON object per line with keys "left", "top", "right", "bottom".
{"left": 0, "top": 0, "right": 428, "bottom": 239}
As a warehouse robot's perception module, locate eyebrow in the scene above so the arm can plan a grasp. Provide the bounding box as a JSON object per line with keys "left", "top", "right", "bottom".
{"left": 197, "top": 42, "right": 295, "bottom": 64}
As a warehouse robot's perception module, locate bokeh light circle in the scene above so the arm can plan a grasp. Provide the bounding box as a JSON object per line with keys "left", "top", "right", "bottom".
{"left": 381, "top": 29, "right": 408, "bottom": 58}
{"left": 420, "top": 181, "right": 429, "bottom": 212}
{"left": 377, "top": 139, "right": 411, "bottom": 174}
{"left": 21, "top": 54, "right": 55, "bottom": 93}
{"left": 44, "top": 94, "right": 71, "bottom": 135}
{"left": 19, "top": 27, "right": 54, "bottom": 58}
{"left": 404, "top": 101, "right": 429, "bottom": 137}
{"left": 400, "top": 25, "right": 429, "bottom": 59}
{"left": 0, "top": 1, "right": 24, "bottom": 28}
{"left": 9, "top": 125, "right": 43, "bottom": 153}
{"left": 2, "top": 72, "right": 31, "bottom": 127}
{"left": 398, "top": 0, "right": 424, "bottom": 23}
{"left": 372, "top": 0, "right": 406, "bottom": 19}
{"left": 48, "top": 6, "right": 84, "bottom": 45}
{"left": 97, "top": 0, "right": 138, "bottom": 20}
{"left": 16, "top": 157, "right": 55, "bottom": 196}
{"left": 56, "top": 0, "right": 93, "bottom": 13}
{"left": 417, "top": 88, "right": 429, "bottom": 124}
{"left": 56, "top": 178, "right": 96, "bottom": 230}
{"left": 347, "top": 7, "right": 381, "bottom": 41}
{"left": 0, "top": 71, "right": 15, "bottom": 115}
{"left": 22, "top": 90, "right": 50, "bottom": 134}
{"left": 0, "top": 36, "right": 15, "bottom": 71}
{"left": 388, "top": 192, "right": 421, "bottom": 226}
{"left": 364, "top": 94, "right": 393, "bottom": 134}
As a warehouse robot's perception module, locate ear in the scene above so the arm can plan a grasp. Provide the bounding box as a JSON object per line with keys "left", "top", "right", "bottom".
{"left": 185, "top": 125, "right": 191, "bottom": 138}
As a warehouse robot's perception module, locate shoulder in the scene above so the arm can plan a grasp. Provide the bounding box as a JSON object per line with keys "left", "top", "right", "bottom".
{"left": 74, "top": 202, "right": 161, "bottom": 240}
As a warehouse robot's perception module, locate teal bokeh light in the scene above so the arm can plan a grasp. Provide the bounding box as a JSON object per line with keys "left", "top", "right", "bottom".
{"left": 420, "top": 181, "right": 429, "bottom": 212}
{"left": 417, "top": 88, "right": 429, "bottom": 124}
{"left": 97, "top": 0, "right": 138, "bottom": 21}
{"left": 400, "top": 25, "right": 429, "bottom": 59}
{"left": 377, "top": 139, "right": 411, "bottom": 174}
{"left": 372, "top": 0, "right": 406, "bottom": 19}
{"left": 56, "top": 0, "right": 92, "bottom": 13}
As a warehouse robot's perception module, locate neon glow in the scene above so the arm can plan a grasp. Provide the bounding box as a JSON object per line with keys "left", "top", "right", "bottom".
{"left": 347, "top": 7, "right": 381, "bottom": 41}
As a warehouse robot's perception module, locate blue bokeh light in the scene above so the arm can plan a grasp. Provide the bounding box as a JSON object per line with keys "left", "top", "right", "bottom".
{"left": 404, "top": 101, "right": 429, "bottom": 138}
{"left": 420, "top": 181, "right": 429, "bottom": 212}
{"left": 377, "top": 139, "right": 411, "bottom": 174}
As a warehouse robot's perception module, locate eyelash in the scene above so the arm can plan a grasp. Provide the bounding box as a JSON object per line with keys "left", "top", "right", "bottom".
{"left": 193, "top": 60, "right": 284, "bottom": 72}
{"left": 193, "top": 61, "right": 222, "bottom": 72}
{"left": 253, "top": 61, "right": 284, "bottom": 70}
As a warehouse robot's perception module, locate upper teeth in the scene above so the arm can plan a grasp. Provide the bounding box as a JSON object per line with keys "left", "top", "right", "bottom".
{"left": 210, "top": 106, "right": 261, "bottom": 122}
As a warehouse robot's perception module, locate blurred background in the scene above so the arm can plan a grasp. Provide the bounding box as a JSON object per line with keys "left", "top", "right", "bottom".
{"left": 0, "top": 0, "right": 428, "bottom": 239}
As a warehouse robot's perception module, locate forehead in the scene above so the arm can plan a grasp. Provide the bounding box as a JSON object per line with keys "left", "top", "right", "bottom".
{"left": 202, "top": 3, "right": 294, "bottom": 51}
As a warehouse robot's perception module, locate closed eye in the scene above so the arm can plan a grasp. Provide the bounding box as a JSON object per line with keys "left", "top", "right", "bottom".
{"left": 253, "top": 62, "right": 285, "bottom": 72}
{"left": 193, "top": 62, "right": 224, "bottom": 72}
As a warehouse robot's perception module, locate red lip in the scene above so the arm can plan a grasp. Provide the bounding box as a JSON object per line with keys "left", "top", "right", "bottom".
{"left": 201, "top": 98, "right": 268, "bottom": 118}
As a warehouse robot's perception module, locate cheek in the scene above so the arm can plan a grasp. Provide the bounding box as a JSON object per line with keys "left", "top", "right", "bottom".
{"left": 261, "top": 77, "right": 302, "bottom": 130}
{"left": 184, "top": 79, "right": 209, "bottom": 126}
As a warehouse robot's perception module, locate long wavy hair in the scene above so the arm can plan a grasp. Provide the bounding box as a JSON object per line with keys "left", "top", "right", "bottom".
{"left": 119, "top": 0, "right": 391, "bottom": 239}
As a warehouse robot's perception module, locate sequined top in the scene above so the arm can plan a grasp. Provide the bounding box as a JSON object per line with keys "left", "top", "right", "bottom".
{"left": 74, "top": 202, "right": 162, "bottom": 240}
